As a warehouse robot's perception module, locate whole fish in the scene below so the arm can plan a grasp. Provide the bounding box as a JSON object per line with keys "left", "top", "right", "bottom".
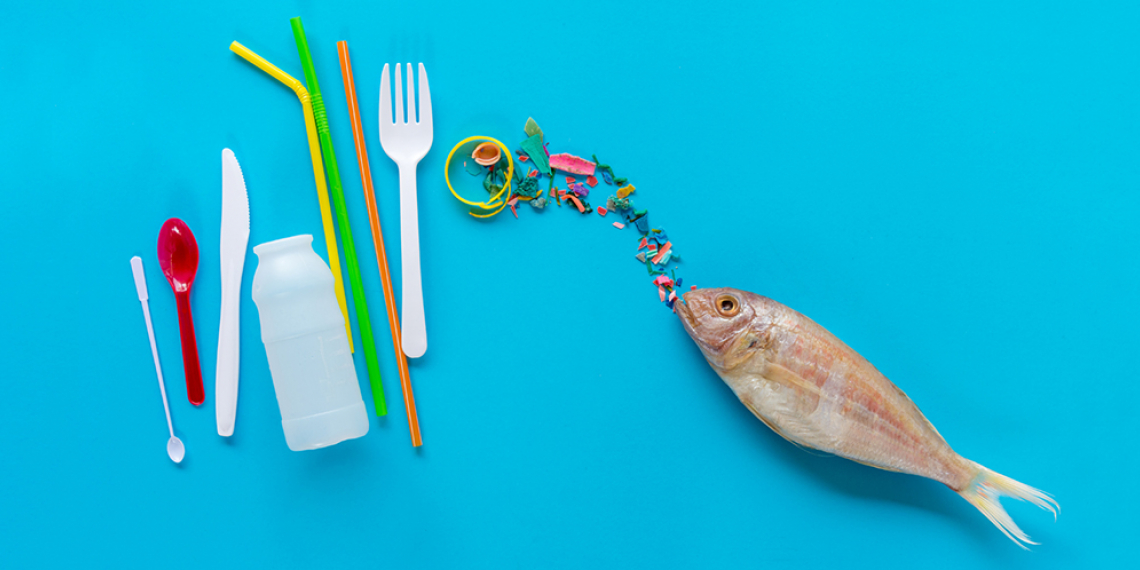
{"left": 677, "top": 287, "right": 1057, "bottom": 548}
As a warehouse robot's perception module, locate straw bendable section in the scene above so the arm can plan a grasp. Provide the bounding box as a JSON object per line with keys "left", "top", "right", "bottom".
{"left": 229, "top": 41, "right": 354, "bottom": 351}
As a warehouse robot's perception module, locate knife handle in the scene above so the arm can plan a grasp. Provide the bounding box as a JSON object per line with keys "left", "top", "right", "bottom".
{"left": 215, "top": 264, "right": 242, "bottom": 436}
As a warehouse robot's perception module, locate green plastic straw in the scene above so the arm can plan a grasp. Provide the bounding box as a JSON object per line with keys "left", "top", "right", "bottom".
{"left": 291, "top": 17, "right": 386, "bottom": 417}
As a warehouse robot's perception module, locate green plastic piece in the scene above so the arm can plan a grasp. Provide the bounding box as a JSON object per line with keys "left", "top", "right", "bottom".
{"left": 520, "top": 134, "right": 550, "bottom": 175}
{"left": 524, "top": 117, "right": 543, "bottom": 140}
{"left": 291, "top": 17, "right": 386, "bottom": 416}
{"left": 592, "top": 154, "right": 616, "bottom": 185}
{"left": 516, "top": 176, "right": 539, "bottom": 197}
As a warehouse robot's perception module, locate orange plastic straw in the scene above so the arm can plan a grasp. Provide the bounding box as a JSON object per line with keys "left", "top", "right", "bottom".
{"left": 337, "top": 41, "right": 422, "bottom": 447}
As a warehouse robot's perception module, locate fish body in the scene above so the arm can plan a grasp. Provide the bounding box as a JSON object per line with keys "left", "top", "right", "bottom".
{"left": 677, "top": 287, "right": 1057, "bottom": 548}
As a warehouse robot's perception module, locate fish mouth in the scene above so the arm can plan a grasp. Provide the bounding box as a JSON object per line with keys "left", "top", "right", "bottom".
{"left": 677, "top": 289, "right": 733, "bottom": 370}
{"left": 676, "top": 293, "right": 699, "bottom": 335}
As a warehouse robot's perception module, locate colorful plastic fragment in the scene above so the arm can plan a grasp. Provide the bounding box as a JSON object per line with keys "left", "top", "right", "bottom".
{"left": 463, "top": 119, "right": 687, "bottom": 310}
{"left": 568, "top": 195, "right": 586, "bottom": 213}
{"left": 472, "top": 142, "right": 502, "bottom": 166}
{"left": 524, "top": 117, "right": 543, "bottom": 140}
{"left": 625, "top": 208, "right": 646, "bottom": 223}
{"left": 592, "top": 154, "right": 616, "bottom": 185}
{"left": 609, "top": 196, "right": 630, "bottom": 211}
{"left": 634, "top": 215, "right": 650, "bottom": 233}
{"left": 520, "top": 134, "right": 550, "bottom": 175}
{"left": 645, "top": 256, "right": 660, "bottom": 276}
{"left": 515, "top": 176, "right": 539, "bottom": 198}
{"left": 548, "top": 153, "right": 597, "bottom": 175}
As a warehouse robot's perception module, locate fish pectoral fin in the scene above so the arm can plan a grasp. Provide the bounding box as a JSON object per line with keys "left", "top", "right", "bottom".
{"left": 739, "top": 397, "right": 827, "bottom": 457}
{"left": 742, "top": 393, "right": 906, "bottom": 473}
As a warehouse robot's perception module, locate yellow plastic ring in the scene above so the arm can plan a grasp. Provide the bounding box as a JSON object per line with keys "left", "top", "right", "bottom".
{"left": 444, "top": 136, "right": 515, "bottom": 218}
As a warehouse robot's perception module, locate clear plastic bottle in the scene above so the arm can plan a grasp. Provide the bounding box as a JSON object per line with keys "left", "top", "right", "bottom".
{"left": 251, "top": 235, "right": 369, "bottom": 451}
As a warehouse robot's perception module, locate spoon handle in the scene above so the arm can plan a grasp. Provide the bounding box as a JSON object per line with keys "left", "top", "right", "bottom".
{"left": 175, "top": 290, "right": 205, "bottom": 405}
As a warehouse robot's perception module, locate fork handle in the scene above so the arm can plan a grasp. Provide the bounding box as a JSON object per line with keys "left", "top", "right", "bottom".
{"left": 398, "top": 162, "right": 427, "bottom": 358}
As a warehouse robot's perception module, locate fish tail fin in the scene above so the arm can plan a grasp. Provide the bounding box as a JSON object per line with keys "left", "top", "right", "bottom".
{"left": 957, "top": 463, "right": 1059, "bottom": 549}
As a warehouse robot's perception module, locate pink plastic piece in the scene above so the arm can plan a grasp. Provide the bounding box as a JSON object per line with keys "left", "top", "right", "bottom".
{"left": 549, "top": 153, "right": 597, "bottom": 175}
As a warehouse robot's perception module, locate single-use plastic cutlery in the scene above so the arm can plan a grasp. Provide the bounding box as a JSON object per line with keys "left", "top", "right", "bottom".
{"left": 339, "top": 42, "right": 422, "bottom": 445}
{"left": 216, "top": 149, "right": 250, "bottom": 436}
{"left": 378, "top": 62, "right": 432, "bottom": 358}
{"left": 131, "top": 256, "right": 186, "bottom": 464}
{"left": 157, "top": 218, "right": 205, "bottom": 405}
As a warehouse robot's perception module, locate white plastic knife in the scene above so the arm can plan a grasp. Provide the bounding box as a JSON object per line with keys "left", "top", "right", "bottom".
{"left": 216, "top": 148, "right": 250, "bottom": 436}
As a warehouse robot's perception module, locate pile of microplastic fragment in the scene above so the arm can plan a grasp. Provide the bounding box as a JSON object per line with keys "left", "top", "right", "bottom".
{"left": 463, "top": 117, "right": 690, "bottom": 310}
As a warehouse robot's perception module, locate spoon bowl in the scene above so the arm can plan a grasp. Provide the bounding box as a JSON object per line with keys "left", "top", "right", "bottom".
{"left": 158, "top": 219, "right": 199, "bottom": 291}
{"left": 167, "top": 436, "right": 185, "bottom": 463}
{"left": 157, "top": 218, "right": 205, "bottom": 405}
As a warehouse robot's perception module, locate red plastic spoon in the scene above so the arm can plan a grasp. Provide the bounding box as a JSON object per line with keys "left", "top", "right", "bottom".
{"left": 157, "top": 218, "right": 204, "bottom": 405}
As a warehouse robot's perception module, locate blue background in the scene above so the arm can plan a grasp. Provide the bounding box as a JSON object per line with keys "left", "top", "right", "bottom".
{"left": 1, "top": 1, "right": 1135, "bottom": 568}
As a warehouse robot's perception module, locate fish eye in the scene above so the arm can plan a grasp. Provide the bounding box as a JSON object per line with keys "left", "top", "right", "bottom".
{"left": 716, "top": 295, "right": 740, "bottom": 317}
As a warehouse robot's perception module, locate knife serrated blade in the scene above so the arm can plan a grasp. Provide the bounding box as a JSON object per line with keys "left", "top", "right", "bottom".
{"left": 217, "top": 148, "right": 250, "bottom": 437}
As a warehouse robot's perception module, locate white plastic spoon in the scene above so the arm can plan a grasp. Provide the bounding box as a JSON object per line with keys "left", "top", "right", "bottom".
{"left": 131, "top": 256, "right": 185, "bottom": 463}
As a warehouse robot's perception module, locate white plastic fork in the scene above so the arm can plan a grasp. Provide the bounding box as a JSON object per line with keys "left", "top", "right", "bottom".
{"left": 379, "top": 62, "right": 432, "bottom": 359}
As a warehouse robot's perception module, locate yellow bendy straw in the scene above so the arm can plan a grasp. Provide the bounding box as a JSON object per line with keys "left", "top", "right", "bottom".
{"left": 229, "top": 41, "right": 353, "bottom": 351}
